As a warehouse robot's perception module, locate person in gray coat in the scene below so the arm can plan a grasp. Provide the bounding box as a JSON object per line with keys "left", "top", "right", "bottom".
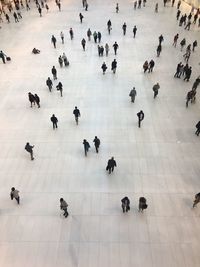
{"left": 60, "top": 198, "right": 68, "bottom": 217}
{"left": 10, "top": 187, "right": 20, "bottom": 204}
{"left": 129, "top": 87, "right": 137, "bottom": 102}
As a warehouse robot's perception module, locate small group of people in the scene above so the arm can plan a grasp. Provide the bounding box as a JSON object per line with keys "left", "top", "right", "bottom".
{"left": 83, "top": 136, "right": 100, "bottom": 156}
{"left": 143, "top": 59, "right": 155, "bottom": 73}
{"left": 28, "top": 92, "right": 40, "bottom": 108}
{"left": 174, "top": 62, "right": 192, "bottom": 81}
{"left": 101, "top": 59, "right": 117, "bottom": 74}
{"left": 121, "top": 196, "right": 148, "bottom": 213}
{"left": 58, "top": 53, "right": 69, "bottom": 67}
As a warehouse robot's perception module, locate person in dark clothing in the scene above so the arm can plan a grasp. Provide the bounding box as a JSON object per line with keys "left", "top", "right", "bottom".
{"left": 83, "top": 139, "right": 90, "bottom": 156}
{"left": 113, "top": 42, "right": 119, "bottom": 55}
{"left": 116, "top": 3, "right": 119, "bottom": 13}
{"left": 34, "top": 94, "right": 40, "bottom": 108}
{"left": 25, "top": 142, "right": 34, "bottom": 160}
{"left": 121, "top": 197, "right": 130, "bottom": 213}
{"left": 81, "top": 38, "right": 86, "bottom": 50}
{"left": 106, "top": 157, "right": 117, "bottom": 174}
{"left": 60, "top": 198, "right": 68, "bottom": 217}
{"left": 38, "top": 6, "right": 42, "bottom": 16}
{"left": 51, "top": 66, "right": 57, "bottom": 80}
{"left": 97, "top": 31, "right": 101, "bottom": 43}
{"left": 173, "top": 33, "right": 179, "bottom": 47}
{"left": 111, "top": 59, "right": 117, "bottom": 74}
{"left": 129, "top": 87, "right": 137, "bottom": 103}
{"left": 32, "top": 48, "right": 40, "bottom": 54}
{"left": 51, "top": 35, "right": 57, "bottom": 48}
{"left": 133, "top": 25, "right": 137, "bottom": 38}
{"left": 28, "top": 92, "right": 35, "bottom": 107}
{"left": 13, "top": 12, "right": 19, "bottom": 22}
{"left": 192, "top": 77, "right": 200, "bottom": 91}
{"left": 193, "top": 193, "right": 200, "bottom": 208}
{"left": 192, "top": 40, "right": 197, "bottom": 52}
{"left": 143, "top": 61, "right": 148, "bottom": 73}
{"left": 195, "top": 121, "right": 200, "bottom": 136}
{"left": 138, "top": 197, "right": 148, "bottom": 212}
{"left": 185, "top": 20, "right": 191, "bottom": 30}
{"left": 107, "top": 19, "right": 112, "bottom": 34}
{"left": 180, "top": 38, "right": 186, "bottom": 51}
{"left": 152, "top": 83, "right": 160, "bottom": 98}
{"left": 93, "top": 136, "right": 100, "bottom": 153}
{"left": 56, "top": 82, "right": 63, "bottom": 97}
{"left": 148, "top": 59, "right": 155, "bottom": 72}
{"left": 158, "top": 34, "right": 164, "bottom": 45}
{"left": 46, "top": 77, "right": 53, "bottom": 92}
{"left": 157, "top": 44, "right": 162, "bottom": 57}
{"left": 174, "top": 62, "right": 183, "bottom": 78}
{"left": 79, "top": 13, "right": 84, "bottom": 23}
{"left": 137, "top": 110, "right": 144, "bottom": 128}
{"left": 73, "top": 106, "right": 81, "bottom": 125}
{"left": 176, "top": 9, "right": 181, "bottom": 20}
{"left": 10, "top": 187, "right": 20, "bottom": 204}
{"left": 101, "top": 62, "right": 107, "bottom": 74}
{"left": 69, "top": 28, "right": 74, "bottom": 40}
{"left": 0, "top": 50, "right": 6, "bottom": 64}
{"left": 122, "top": 22, "right": 127, "bottom": 35}
{"left": 50, "top": 114, "right": 58, "bottom": 129}
{"left": 87, "top": 28, "right": 92, "bottom": 41}
{"left": 184, "top": 66, "right": 192, "bottom": 81}
{"left": 186, "top": 90, "right": 194, "bottom": 107}
{"left": 5, "top": 14, "right": 10, "bottom": 23}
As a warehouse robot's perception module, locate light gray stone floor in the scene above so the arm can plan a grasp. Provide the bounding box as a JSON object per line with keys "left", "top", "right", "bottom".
{"left": 0, "top": 0, "right": 200, "bottom": 266}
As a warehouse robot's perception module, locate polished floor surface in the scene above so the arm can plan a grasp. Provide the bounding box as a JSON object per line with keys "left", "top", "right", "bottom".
{"left": 0, "top": 0, "right": 200, "bottom": 266}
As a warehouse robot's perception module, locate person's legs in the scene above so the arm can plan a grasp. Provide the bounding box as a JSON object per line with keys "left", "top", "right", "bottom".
{"left": 95, "top": 145, "right": 98, "bottom": 153}
{"left": 30, "top": 151, "right": 34, "bottom": 160}
{"left": 16, "top": 197, "right": 20, "bottom": 204}
{"left": 75, "top": 116, "right": 78, "bottom": 125}
{"left": 63, "top": 208, "right": 68, "bottom": 217}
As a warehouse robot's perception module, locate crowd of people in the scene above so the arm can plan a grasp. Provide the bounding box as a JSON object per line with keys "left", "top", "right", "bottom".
{"left": 1, "top": 0, "right": 200, "bottom": 219}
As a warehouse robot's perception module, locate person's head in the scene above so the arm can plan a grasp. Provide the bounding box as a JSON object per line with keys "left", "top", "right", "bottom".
{"left": 11, "top": 187, "right": 15, "bottom": 191}
{"left": 52, "top": 114, "right": 55, "bottom": 116}
{"left": 95, "top": 136, "right": 97, "bottom": 138}
{"left": 75, "top": 106, "right": 77, "bottom": 109}
{"left": 60, "top": 198, "right": 63, "bottom": 202}
{"left": 111, "top": 156, "right": 114, "bottom": 159}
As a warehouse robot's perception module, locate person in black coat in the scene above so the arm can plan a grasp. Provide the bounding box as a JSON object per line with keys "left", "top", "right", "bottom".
{"left": 93, "top": 136, "right": 100, "bottom": 153}
{"left": 111, "top": 59, "right": 117, "bottom": 74}
{"left": 101, "top": 62, "right": 107, "bottom": 74}
{"left": 138, "top": 197, "right": 148, "bottom": 212}
{"left": 195, "top": 121, "right": 200, "bottom": 136}
{"left": 25, "top": 142, "right": 34, "bottom": 160}
{"left": 73, "top": 106, "right": 81, "bottom": 125}
{"left": 106, "top": 157, "right": 117, "bottom": 174}
{"left": 113, "top": 42, "right": 119, "bottom": 55}
{"left": 0, "top": 50, "right": 6, "bottom": 64}
{"left": 83, "top": 139, "right": 90, "bottom": 156}
{"left": 56, "top": 82, "right": 63, "bottom": 97}
{"left": 46, "top": 77, "right": 53, "bottom": 92}
{"left": 50, "top": 114, "right": 58, "bottom": 129}
{"left": 121, "top": 197, "right": 130, "bottom": 212}
{"left": 51, "top": 66, "right": 57, "bottom": 80}
{"left": 51, "top": 35, "right": 56, "bottom": 48}
{"left": 137, "top": 110, "right": 144, "bottom": 128}
{"left": 148, "top": 59, "right": 155, "bottom": 72}
{"left": 79, "top": 13, "right": 84, "bottom": 23}
{"left": 28, "top": 92, "right": 35, "bottom": 107}
{"left": 184, "top": 66, "right": 192, "bottom": 81}
{"left": 34, "top": 94, "right": 40, "bottom": 108}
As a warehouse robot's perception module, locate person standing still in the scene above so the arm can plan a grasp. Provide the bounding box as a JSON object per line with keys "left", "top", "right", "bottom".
{"left": 10, "top": 187, "right": 20, "bottom": 204}
{"left": 137, "top": 110, "right": 144, "bottom": 128}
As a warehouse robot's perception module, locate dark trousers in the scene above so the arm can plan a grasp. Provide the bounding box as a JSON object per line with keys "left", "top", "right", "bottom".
{"left": 75, "top": 116, "right": 79, "bottom": 125}
{"left": 29, "top": 151, "right": 34, "bottom": 160}
{"left": 15, "top": 197, "right": 20, "bottom": 204}
{"left": 53, "top": 122, "right": 57, "bottom": 129}
{"left": 62, "top": 208, "right": 68, "bottom": 217}
{"left": 0, "top": 56, "right": 5, "bottom": 64}
{"left": 95, "top": 145, "right": 99, "bottom": 153}
{"left": 108, "top": 166, "right": 114, "bottom": 174}
{"left": 195, "top": 129, "right": 200, "bottom": 136}
{"left": 138, "top": 119, "right": 142, "bottom": 128}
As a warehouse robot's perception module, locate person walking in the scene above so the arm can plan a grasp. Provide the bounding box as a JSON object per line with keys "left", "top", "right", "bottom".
{"left": 121, "top": 197, "right": 130, "bottom": 213}
{"left": 143, "top": 60, "right": 148, "bottom": 73}
{"left": 107, "top": 19, "right": 112, "bottom": 34}
{"left": 105, "top": 43, "right": 109, "bottom": 56}
{"left": 60, "top": 31, "right": 64, "bottom": 44}
{"left": 51, "top": 66, "right": 57, "bottom": 80}
{"left": 62, "top": 53, "right": 69, "bottom": 66}
{"left": 184, "top": 66, "right": 192, "bottom": 81}
{"left": 148, "top": 59, "right": 155, "bottom": 72}
{"left": 138, "top": 197, "right": 148, "bottom": 212}
{"left": 93, "top": 136, "right": 100, "bottom": 153}
{"left": 83, "top": 139, "right": 90, "bottom": 156}
{"left": 174, "top": 62, "right": 183, "bottom": 78}
{"left": 186, "top": 90, "right": 193, "bottom": 107}
{"left": 34, "top": 94, "right": 40, "bottom": 108}
{"left": 81, "top": 38, "right": 86, "bottom": 50}
{"left": 10, "top": 187, "right": 20, "bottom": 204}
{"left": 46, "top": 77, "right": 53, "bottom": 92}
{"left": 45, "top": 3, "right": 49, "bottom": 12}
{"left": 129, "top": 87, "right": 137, "bottom": 103}
{"left": 25, "top": 142, "right": 34, "bottom": 160}
{"left": 152, "top": 83, "right": 160, "bottom": 98}
{"left": 60, "top": 198, "right": 68, "bottom": 217}
{"left": 97, "top": 31, "right": 101, "bottom": 43}
{"left": 158, "top": 34, "right": 164, "bottom": 45}
{"left": 101, "top": 62, "right": 107, "bottom": 74}
{"left": 113, "top": 41, "right": 119, "bottom": 55}
{"left": 173, "top": 33, "right": 179, "bottom": 47}
{"left": 50, "top": 114, "right": 58, "bottom": 129}
{"left": 122, "top": 22, "right": 127, "bottom": 35}
{"left": 56, "top": 82, "right": 63, "bottom": 97}
{"left": 79, "top": 12, "right": 84, "bottom": 23}
{"left": 193, "top": 193, "right": 200, "bottom": 208}
{"left": 0, "top": 50, "right": 6, "bottom": 64}
{"left": 195, "top": 121, "right": 200, "bottom": 136}
{"left": 58, "top": 55, "right": 63, "bottom": 67}
{"left": 73, "top": 106, "right": 81, "bottom": 125}
{"left": 87, "top": 28, "right": 92, "bottom": 41}
{"left": 155, "top": 3, "right": 158, "bottom": 12}
{"left": 133, "top": 25, "right": 137, "bottom": 38}
{"left": 106, "top": 157, "right": 117, "bottom": 174}
{"left": 137, "top": 110, "right": 144, "bottom": 128}
{"left": 69, "top": 28, "right": 74, "bottom": 40}
{"left": 116, "top": 3, "right": 119, "bottom": 13}
{"left": 28, "top": 92, "right": 35, "bottom": 107}
{"left": 157, "top": 44, "right": 162, "bottom": 57}
{"left": 5, "top": 13, "right": 10, "bottom": 23}
{"left": 180, "top": 38, "right": 186, "bottom": 51}
{"left": 38, "top": 6, "right": 42, "bottom": 16}
{"left": 111, "top": 59, "right": 117, "bottom": 74}
{"left": 192, "top": 40, "right": 197, "bottom": 52}
{"left": 51, "top": 35, "right": 57, "bottom": 48}
{"left": 192, "top": 77, "right": 200, "bottom": 91}
{"left": 13, "top": 12, "right": 19, "bottom": 22}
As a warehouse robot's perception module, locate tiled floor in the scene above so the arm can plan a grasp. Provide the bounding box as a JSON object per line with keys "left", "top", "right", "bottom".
{"left": 0, "top": 0, "right": 200, "bottom": 266}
